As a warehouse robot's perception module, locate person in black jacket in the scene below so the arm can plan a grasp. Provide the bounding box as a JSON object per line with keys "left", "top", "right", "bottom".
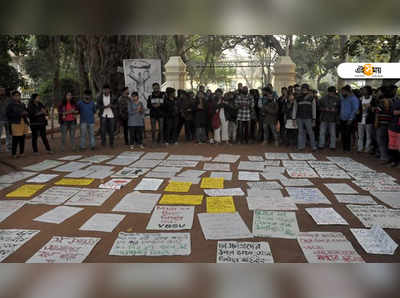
{"left": 28, "top": 93, "right": 52, "bottom": 154}
{"left": 96, "top": 84, "right": 119, "bottom": 148}
{"left": 164, "top": 87, "right": 179, "bottom": 145}
{"left": 224, "top": 92, "right": 238, "bottom": 144}
{"left": 194, "top": 91, "right": 208, "bottom": 144}
{"left": 147, "top": 82, "right": 165, "bottom": 145}
{"left": 6, "top": 91, "right": 29, "bottom": 158}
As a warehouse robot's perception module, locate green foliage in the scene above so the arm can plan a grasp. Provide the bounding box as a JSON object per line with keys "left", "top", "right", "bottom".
{"left": 37, "top": 77, "right": 81, "bottom": 107}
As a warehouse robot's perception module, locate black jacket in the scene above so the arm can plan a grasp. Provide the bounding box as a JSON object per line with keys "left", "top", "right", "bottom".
{"left": 96, "top": 94, "right": 119, "bottom": 119}
{"left": 28, "top": 101, "right": 47, "bottom": 126}
{"left": 147, "top": 92, "right": 166, "bottom": 119}
{"left": 164, "top": 97, "right": 179, "bottom": 118}
{"left": 6, "top": 101, "right": 29, "bottom": 125}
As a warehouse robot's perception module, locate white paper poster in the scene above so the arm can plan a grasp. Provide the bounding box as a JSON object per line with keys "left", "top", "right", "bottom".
{"left": 203, "top": 163, "right": 231, "bottom": 171}
{"left": 58, "top": 155, "right": 83, "bottom": 161}
{"left": 210, "top": 172, "right": 233, "bottom": 181}
{"left": 0, "top": 229, "right": 40, "bottom": 262}
{"left": 347, "top": 205, "right": 400, "bottom": 229}
{"left": 289, "top": 153, "right": 316, "bottom": 160}
{"left": 65, "top": 189, "right": 114, "bottom": 206}
{"left": 159, "top": 160, "right": 199, "bottom": 168}
{"left": 79, "top": 155, "right": 114, "bottom": 163}
{"left": 0, "top": 201, "right": 26, "bottom": 223}
{"left": 212, "top": 154, "right": 240, "bottom": 163}
{"left": 0, "top": 184, "right": 12, "bottom": 191}
{"left": 142, "top": 152, "right": 168, "bottom": 160}
{"left": 297, "top": 232, "right": 364, "bottom": 263}
{"left": 238, "top": 171, "right": 260, "bottom": 181}
{"left": 146, "top": 206, "right": 195, "bottom": 231}
{"left": 145, "top": 171, "right": 177, "bottom": 179}
{"left": 23, "top": 160, "right": 64, "bottom": 172}
{"left": 197, "top": 212, "right": 253, "bottom": 240}
{"left": 26, "top": 236, "right": 101, "bottom": 263}
{"left": 204, "top": 188, "right": 245, "bottom": 197}
{"left": 112, "top": 192, "right": 161, "bottom": 214}
{"left": 325, "top": 183, "right": 358, "bottom": 194}
{"left": 216, "top": 241, "right": 274, "bottom": 263}
{"left": 112, "top": 167, "right": 149, "bottom": 179}
{"left": 264, "top": 153, "right": 290, "bottom": 160}
{"left": 305, "top": 207, "right": 348, "bottom": 225}
{"left": 286, "top": 167, "right": 319, "bottom": 178}
{"left": 168, "top": 154, "right": 211, "bottom": 161}
{"left": 106, "top": 156, "right": 138, "bottom": 166}
{"left": 80, "top": 213, "right": 126, "bottom": 232}
{"left": 286, "top": 187, "right": 331, "bottom": 204}
{"left": 152, "top": 166, "right": 182, "bottom": 173}
{"left": 252, "top": 210, "right": 299, "bottom": 239}
{"left": 29, "top": 187, "right": 81, "bottom": 205}
{"left": 52, "top": 162, "right": 90, "bottom": 172}
{"left": 26, "top": 174, "right": 59, "bottom": 183}
{"left": 134, "top": 178, "right": 164, "bottom": 191}
{"left": 351, "top": 226, "right": 398, "bottom": 255}
{"left": 109, "top": 232, "right": 191, "bottom": 256}
{"left": 279, "top": 178, "right": 313, "bottom": 187}
{"left": 334, "top": 195, "right": 377, "bottom": 205}
{"left": 0, "top": 171, "right": 36, "bottom": 184}
{"left": 168, "top": 176, "right": 201, "bottom": 184}
{"left": 247, "top": 181, "right": 282, "bottom": 190}
{"left": 371, "top": 192, "right": 400, "bottom": 209}
{"left": 238, "top": 161, "right": 265, "bottom": 171}
{"left": 34, "top": 206, "right": 84, "bottom": 224}
{"left": 177, "top": 170, "right": 206, "bottom": 178}
{"left": 99, "top": 179, "right": 132, "bottom": 190}
{"left": 130, "top": 159, "right": 162, "bottom": 168}
{"left": 246, "top": 197, "right": 298, "bottom": 211}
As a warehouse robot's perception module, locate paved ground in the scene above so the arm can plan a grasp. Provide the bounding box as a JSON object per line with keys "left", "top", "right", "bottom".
{"left": 0, "top": 132, "right": 399, "bottom": 263}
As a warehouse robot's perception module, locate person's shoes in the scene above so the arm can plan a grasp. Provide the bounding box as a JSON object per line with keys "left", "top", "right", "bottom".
{"left": 174, "top": 142, "right": 178, "bottom": 145}
{"left": 130, "top": 145, "right": 135, "bottom": 150}
{"left": 139, "top": 145, "right": 145, "bottom": 149}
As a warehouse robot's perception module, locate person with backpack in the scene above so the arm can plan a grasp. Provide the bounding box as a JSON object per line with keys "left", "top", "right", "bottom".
{"left": 28, "top": 93, "right": 52, "bottom": 154}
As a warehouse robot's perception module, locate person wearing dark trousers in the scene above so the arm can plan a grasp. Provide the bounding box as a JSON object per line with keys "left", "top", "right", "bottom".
{"left": 182, "top": 91, "right": 196, "bottom": 142}
{"left": 78, "top": 89, "right": 96, "bottom": 151}
{"left": 58, "top": 92, "right": 79, "bottom": 152}
{"left": 277, "top": 87, "right": 288, "bottom": 144}
{"left": 194, "top": 91, "right": 208, "bottom": 143}
{"left": 164, "top": 87, "right": 179, "bottom": 145}
{"left": 6, "top": 91, "right": 29, "bottom": 158}
{"left": 96, "top": 84, "right": 119, "bottom": 148}
{"left": 176, "top": 89, "right": 186, "bottom": 141}
{"left": 339, "top": 85, "right": 360, "bottom": 152}
{"left": 28, "top": 93, "right": 52, "bottom": 154}
{"left": 235, "top": 86, "right": 253, "bottom": 144}
{"left": 118, "top": 87, "right": 130, "bottom": 146}
{"left": 147, "top": 82, "right": 165, "bottom": 145}
{"left": 128, "top": 92, "right": 145, "bottom": 149}
{"left": 375, "top": 86, "right": 394, "bottom": 163}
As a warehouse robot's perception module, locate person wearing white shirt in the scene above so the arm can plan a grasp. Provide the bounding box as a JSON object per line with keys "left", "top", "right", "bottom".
{"left": 96, "top": 84, "right": 118, "bottom": 148}
{"left": 357, "top": 86, "right": 373, "bottom": 152}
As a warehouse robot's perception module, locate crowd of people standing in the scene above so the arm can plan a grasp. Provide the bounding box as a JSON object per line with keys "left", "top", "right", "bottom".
{"left": 0, "top": 82, "right": 399, "bottom": 167}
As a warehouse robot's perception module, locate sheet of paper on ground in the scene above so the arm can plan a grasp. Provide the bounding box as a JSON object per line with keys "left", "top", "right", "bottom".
{"left": 159, "top": 194, "right": 204, "bottom": 205}
{"left": 0, "top": 201, "right": 26, "bottom": 223}
{"left": 207, "top": 196, "right": 236, "bottom": 213}
{"left": 305, "top": 208, "right": 348, "bottom": 225}
{"left": 112, "top": 192, "right": 161, "bottom": 214}
{"left": 297, "top": 232, "right": 364, "bottom": 263}
{"left": 65, "top": 189, "right": 114, "bottom": 206}
{"left": 0, "top": 229, "right": 40, "bottom": 262}
{"left": 134, "top": 178, "right": 164, "bottom": 191}
{"left": 109, "top": 233, "right": 191, "bottom": 256}
{"left": 351, "top": 226, "right": 398, "bottom": 255}
{"left": 34, "top": 206, "right": 84, "bottom": 224}
{"left": 253, "top": 210, "right": 299, "bottom": 239}
{"left": 6, "top": 184, "right": 45, "bottom": 198}
{"left": 26, "top": 236, "right": 101, "bottom": 263}
{"left": 28, "top": 187, "right": 81, "bottom": 205}
{"left": 198, "top": 212, "right": 253, "bottom": 240}
{"left": 146, "top": 206, "right": 195, "bottom": 230}
{"left": 79, "top": 213, "right": 126, "bottom": 232}
{"left": 216, "top": 241, "right": 274, "bottom": 263}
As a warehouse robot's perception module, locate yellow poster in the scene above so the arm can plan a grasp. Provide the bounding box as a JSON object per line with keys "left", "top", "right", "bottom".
{"left": 207, "top": 196, "right": 236, "bottom": 213}
{"left": 55, "top": 178, "right": 94, "bottom": 186}
{"left": 164, "top": 181, "right": 192, "bottom": 193}
{"left": 200, "top": 177, "right": 224, "bottom": 189}
{"left": 159, "top": 194, "right": 204, "bottom": 205}
{"left": 6, "top": 184, "right": 46, "bottom": 198}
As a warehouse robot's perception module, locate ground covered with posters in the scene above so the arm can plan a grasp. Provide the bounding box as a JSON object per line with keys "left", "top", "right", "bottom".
{"left": 0, "top": 141, "right": 399, "bottom": 263}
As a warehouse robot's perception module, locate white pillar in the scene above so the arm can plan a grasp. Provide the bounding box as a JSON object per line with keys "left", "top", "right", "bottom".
{"left": 163, "top": 56, "right": 187, "bottom": 90}
{"left": 273, "top": 56, "right": 296, "bottom": 96}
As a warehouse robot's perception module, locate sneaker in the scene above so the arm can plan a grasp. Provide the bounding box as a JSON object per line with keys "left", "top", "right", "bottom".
{"left": 139, "top": 145, "right": 144, "bottom": 149}
{"left": 174, "top": 142, "right": 178, "bottom": 145}
{"left": 130, "top": 145, "right": 135, "bottom": 150}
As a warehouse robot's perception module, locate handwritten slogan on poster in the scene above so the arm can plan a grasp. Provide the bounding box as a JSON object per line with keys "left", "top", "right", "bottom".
{"left": 216, "top": 241, "right": 274, "bottom": 263}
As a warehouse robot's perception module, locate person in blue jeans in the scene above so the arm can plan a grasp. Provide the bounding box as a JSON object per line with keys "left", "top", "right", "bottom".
{"left": 339, "top": 85, "right": 360, "bottom": 152}
{"left": 292, "top": 83, "right": 317, "bottom": 151}
{"left": 78, "top": 90, "right": 96, "bottom": 151}
{"left": 128, "top": 92, "right": 145, "bottom": 149}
